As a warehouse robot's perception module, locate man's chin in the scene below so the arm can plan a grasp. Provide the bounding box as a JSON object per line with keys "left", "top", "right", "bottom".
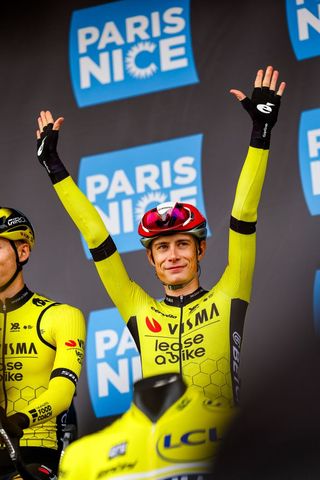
{"left": 165, "top": 274, "right": 190, "bottom": 286}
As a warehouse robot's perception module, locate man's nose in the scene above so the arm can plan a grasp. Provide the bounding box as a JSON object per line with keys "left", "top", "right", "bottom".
{"left": 168, "top": 245, "right": 179, "bottom": 260}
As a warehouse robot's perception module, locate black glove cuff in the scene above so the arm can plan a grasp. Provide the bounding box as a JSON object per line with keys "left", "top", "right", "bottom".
{"left": 48, "top": 166, "right": 70, "bottom": 184}
{"left": 250, "top": 129, "right": 271, "bottom": 149}
{"left": 39, "top": 149, "right": 69, "bottom": 184}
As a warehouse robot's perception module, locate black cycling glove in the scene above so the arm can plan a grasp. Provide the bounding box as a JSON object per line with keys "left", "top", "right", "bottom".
{"left": 37, "top": 123, "right": 69, "bottom": 184}
{"left": 0, "top": 407, "right": 24, "bottom": 439}
{"left": 241, "top": 86, "right": 282, "bottom": 149}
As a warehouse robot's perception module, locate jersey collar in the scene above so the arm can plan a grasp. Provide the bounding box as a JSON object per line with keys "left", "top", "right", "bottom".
{"left": 4, "top": 285, "right": 33, "bottom": 312}
{"left": 164, "top": 287, "right": 207, "bottom": 307}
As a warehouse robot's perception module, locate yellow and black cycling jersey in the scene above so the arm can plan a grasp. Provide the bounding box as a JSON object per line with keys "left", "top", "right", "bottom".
{"left": 0, "top": 285, "right": 86, "bottom": 450}
{"left": 53, "top": 145, "right": 268, "bottom": 406}
{"left": 59, "top": 385, "right": 236, "bottom": 480}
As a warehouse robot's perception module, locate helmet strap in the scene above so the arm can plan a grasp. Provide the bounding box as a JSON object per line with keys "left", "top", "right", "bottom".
{"left": 161, "top": 269, "right": 199, "bottom": 292}
{"left": 0, "top": 241, "right": 23, "bottom": 292}
{"left": 165, "top": 278, "right": 194, "bottom": 291}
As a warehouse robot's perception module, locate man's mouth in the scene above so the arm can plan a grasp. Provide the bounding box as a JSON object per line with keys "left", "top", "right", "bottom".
{"left": 166, "top": 265, "right": 185, "bottom": 271}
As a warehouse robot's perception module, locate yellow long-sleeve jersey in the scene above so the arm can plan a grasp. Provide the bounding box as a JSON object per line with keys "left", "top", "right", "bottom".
{"left": 59, "top": 387, "right": 236, "bottom": 480}
{"left": 0, "top": 286, "right": 86, "bottom": 449}
{"left": 53, "top": 146, "right": 268, "bottom": 406}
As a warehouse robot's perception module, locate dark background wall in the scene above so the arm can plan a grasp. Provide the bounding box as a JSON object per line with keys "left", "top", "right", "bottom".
{"left": 1, "top": 0, "right": 319, "bottom": 437}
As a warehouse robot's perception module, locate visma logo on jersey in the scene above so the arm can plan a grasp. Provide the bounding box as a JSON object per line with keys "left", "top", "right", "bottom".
{"left": 298, "top": 108, "right": 320, "bottom": 215}
{"left": 314, "top": 271, "right": 320, "bottom": 335}
{"left": 69, "top": 0, "right": 198, "bottom": 107}
{"left": 286, "top": 0, "right": 320, "bottom": 60}
{"left": 78, "top": 134, "right": 210, "bottom": 256}
{"left": 86, "top": 307, "right": 141, "bottom": 417}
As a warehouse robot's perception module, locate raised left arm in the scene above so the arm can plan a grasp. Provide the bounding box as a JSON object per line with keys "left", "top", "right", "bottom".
{"left": 216, "top": 66, "right": 286, "bottom": 301}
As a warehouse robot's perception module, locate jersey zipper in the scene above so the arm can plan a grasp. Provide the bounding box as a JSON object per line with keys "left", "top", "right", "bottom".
{"left": 179, "top": 295, "right": 184, "bottom": 374}
{"left": 1, "top": 301, "right": 8, "bottom": 412}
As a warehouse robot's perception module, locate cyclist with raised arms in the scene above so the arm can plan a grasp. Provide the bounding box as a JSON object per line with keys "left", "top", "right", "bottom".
{"left": 0, "top": 209, "right": 86, "bottom": 479}
{"left": 36, "top": 66, "right": 285, "bottom": 407}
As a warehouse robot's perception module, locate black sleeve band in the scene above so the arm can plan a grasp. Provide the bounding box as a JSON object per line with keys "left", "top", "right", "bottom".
{"left": 90, "top": 236, "right": 117, "bottom": 262}
{"left": 230, "top": 216, "right": 256, "bottom": 234}
{"left": 50, "top": 368, "right": 78, "bottom": 386}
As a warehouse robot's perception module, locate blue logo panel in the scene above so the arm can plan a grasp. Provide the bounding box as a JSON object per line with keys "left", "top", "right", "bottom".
{"left": 299, "top": 108, "right": 320, "bottom": 215}
{"left": 69, "top": 0, "right": 198, "bottom": 106}
{"left": 78, "top": 134, "right": 210, "bottom": 257}
{"left": 86, "top": 307, "right": 141, "bottom": 417}
{"left": 314, "top": 271, "right": 320, "bottom": 335}
{"left": 286, "top": 0, "right": 320, "bottom": 60}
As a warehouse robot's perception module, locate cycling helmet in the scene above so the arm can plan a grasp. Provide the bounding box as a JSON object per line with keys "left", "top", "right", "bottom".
{"left": 0, "top": 207, "right": 35, "bottom": 249}
{"left": 138, "top": 201, "right": 207, "bottom": 248}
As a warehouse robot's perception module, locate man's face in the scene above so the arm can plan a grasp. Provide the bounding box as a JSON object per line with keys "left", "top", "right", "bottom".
{"left": 147, "top": 233, "right": 206, "bottom": 288}
{"left": 0, "top": 238, "right": 30, "bottom": 288}
{"left": 0, "top": 238, "right": 17, "bottom": 286}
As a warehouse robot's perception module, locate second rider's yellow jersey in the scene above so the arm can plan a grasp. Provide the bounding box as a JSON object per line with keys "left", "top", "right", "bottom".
{"left": 59, "top": 387, "right": 237, "bottom": 480}
{"left": 0, "top": 286, "right": 86, "bottom": 449}
{"left": 53, "top": 145, "right": 268, "bottom": 406}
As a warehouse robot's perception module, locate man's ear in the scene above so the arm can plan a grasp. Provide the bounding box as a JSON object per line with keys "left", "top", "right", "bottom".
{"left": 146, "top": 248, "right": 155, "bottom": 266}
{"left": 17, "top": 242, "right": 31, "bottom": 263}
{"left": 197, "top": 240, "right": 207, "bottom": 260}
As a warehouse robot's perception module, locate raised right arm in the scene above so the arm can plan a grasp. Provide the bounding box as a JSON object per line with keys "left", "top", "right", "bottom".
{"left": 36, "top": 111, "right": 135, "bottom": 309}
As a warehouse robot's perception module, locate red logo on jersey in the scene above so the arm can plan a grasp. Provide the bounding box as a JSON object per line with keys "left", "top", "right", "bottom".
{"left": 65, "top": 340, "right": 77, "bottom": 347}
{"left": 146, "top": 317, "right": 162, "bottom": 332}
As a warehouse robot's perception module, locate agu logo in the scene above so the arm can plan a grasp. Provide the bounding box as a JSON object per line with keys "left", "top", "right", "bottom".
{"left": 286, "top": 0, "right": 320, "bottom": 60}
{"left": 78, "top": 134, "right": 210, "bottom": 256}
{"left": 69, "top": 0, "right": 198, "bottom": 107}
{"left": 314, "top": 271, "right": 320, "bottom": 335}
{"left": 298, "top": 108, "right": 320, "bottom": 215}
{"left": 86, "top": 307, "right": 141, "bottom": 417}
